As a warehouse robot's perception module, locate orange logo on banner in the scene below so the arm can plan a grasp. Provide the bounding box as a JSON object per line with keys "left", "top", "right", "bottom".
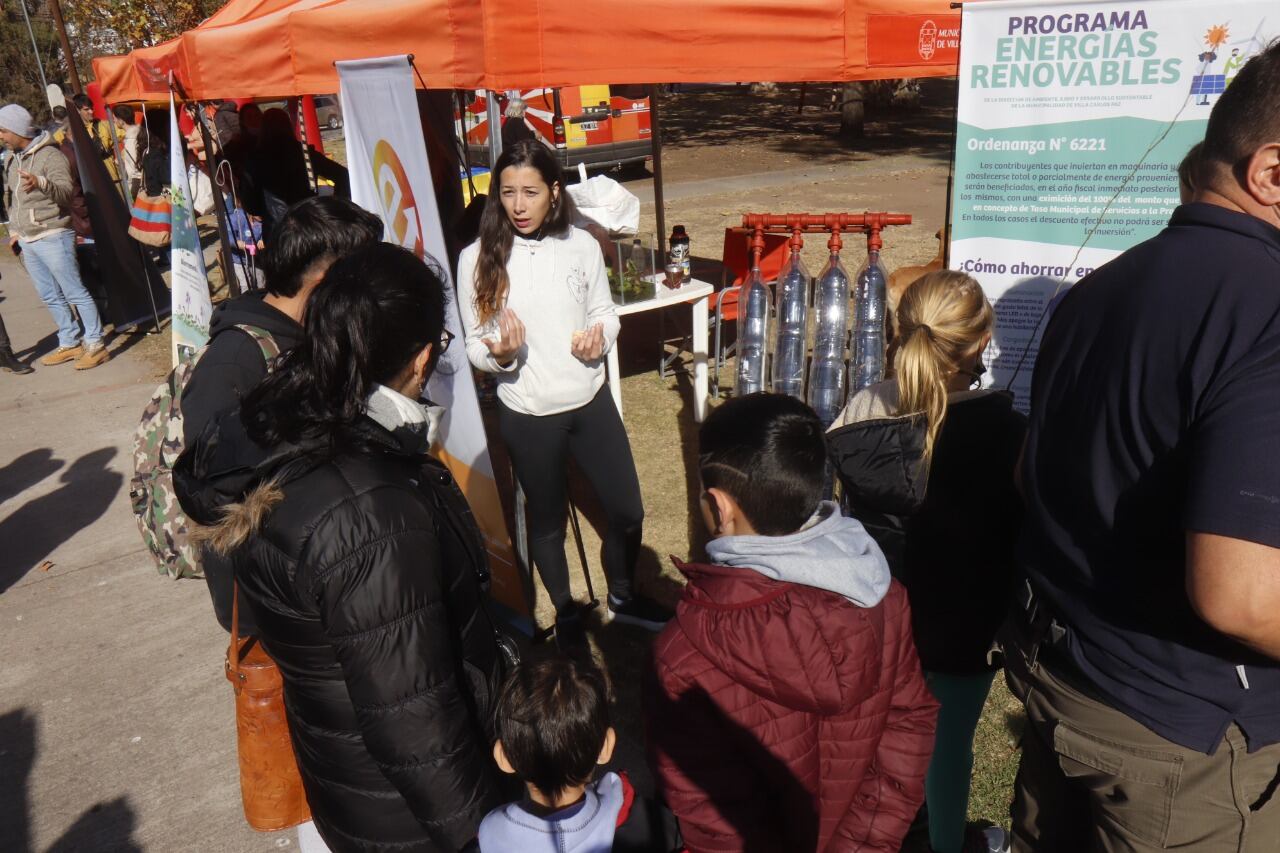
{"left": 867, "top": 14, "right": 961, "bottom": 68}
{"left": 372, "top": 139, "right": 425, "bottom": 259}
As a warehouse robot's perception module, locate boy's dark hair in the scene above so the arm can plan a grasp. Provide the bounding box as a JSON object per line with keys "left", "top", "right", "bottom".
{"left": 262, "top": 196, "right": 383, "bottom": 297}
{"left": 698, "top": 393, "right": 826, "bottom": 536}
{"left": 112, "top": 104, "right": 135, "bottom": 125}
{"left": 243, "top": 243, "right": 446, "bottom": 449}
{"left": 495, "top": 655, "right": 610, "bottom": 802}
{"left": 52, "top": 105, "right": 67, "bottom": 121}
{"left": 1177, "top": 141, "right": 1204, "bottom": 195}
{"left": 1203, "top": 39, "right": 1280, "bottom": 171}
{"left": 71, "top": 93, "right": 93, "bottom": 111}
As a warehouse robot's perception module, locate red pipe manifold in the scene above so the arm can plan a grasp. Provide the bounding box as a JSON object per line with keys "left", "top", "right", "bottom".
{"left": 741, "top": 212, "right": 912, "bottom": 253}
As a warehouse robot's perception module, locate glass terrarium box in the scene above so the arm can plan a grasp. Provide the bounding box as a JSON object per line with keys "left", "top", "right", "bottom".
{"left": 607, "top": 237, "right": 659, "bottom": 305}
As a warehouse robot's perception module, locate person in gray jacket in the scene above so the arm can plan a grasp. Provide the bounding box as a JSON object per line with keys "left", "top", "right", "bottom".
{"left": 0, "top": 103, "right": 108, "bottom": 370}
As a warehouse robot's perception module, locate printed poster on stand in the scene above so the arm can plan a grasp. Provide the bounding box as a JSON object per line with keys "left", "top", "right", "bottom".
{"left": 950, "top": 0, "right": 1277, "bottom": 409}
{"left": 337, "top": 56, "right": 526, "bottom": 620}
{"left": 169, "top": 91, "right": 213, "bottom": 365}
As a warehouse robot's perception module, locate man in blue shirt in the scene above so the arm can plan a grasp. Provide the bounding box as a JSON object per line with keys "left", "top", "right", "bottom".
{"left": 1009, "top": 40, "right": 1280, "bottom": 851}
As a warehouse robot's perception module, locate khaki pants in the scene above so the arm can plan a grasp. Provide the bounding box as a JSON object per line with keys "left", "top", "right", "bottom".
{"left": 1006, "top": 638, "right": 1280, "bottom": 852}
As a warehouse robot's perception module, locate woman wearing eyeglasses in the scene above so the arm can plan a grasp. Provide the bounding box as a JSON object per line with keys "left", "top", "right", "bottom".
{"left": 456, "top": 140, "right": 671, "bottom": 648}
{"left": 176, "top": 243, "right": 507, "bottom": 853}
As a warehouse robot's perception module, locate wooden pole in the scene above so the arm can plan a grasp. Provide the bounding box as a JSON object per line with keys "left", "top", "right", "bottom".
{"left": 47, "top": 0, "right": 83, "bottom": 93}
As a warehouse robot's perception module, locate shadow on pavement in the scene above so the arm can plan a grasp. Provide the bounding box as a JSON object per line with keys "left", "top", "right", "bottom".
{"left": 45, "top": 798, "right": 143, "bottom": 853}
{"left": 15, "top": 332, "right": 58, "bottom": 362}
{"left": 0, "top": 709, "right": 37, "bottom": 853}
{"left": 0, "top": 449, "right": 65, "bottom": 505}
{"left": 0, "top": 447, "right": 123, "bottom": 593}
{"left": 0, "top": 708, "right": 143, "bottom": 853}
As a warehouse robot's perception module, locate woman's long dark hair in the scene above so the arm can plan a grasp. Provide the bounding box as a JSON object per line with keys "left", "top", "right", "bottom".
{"left": 473, "top": 140, "right": 577, "bottom": 325}
{"left": 243, "top": 243, "right": 446, "bottom": 448}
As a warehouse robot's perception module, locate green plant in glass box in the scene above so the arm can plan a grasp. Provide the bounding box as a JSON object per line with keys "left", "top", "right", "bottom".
{"left": 608, "top": 238, "right": 656, "bottom": 304}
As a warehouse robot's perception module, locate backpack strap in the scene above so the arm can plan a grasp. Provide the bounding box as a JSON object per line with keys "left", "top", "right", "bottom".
{"left": 230, "top": 324, "right": 282, "bottom": 365}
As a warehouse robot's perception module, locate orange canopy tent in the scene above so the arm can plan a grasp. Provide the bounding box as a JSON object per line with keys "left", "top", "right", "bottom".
{"left": 92, "top": 0, "right": 303, "bottom": 102}
{"left": 96, "top": 0, "right": 959, "bottom": 101}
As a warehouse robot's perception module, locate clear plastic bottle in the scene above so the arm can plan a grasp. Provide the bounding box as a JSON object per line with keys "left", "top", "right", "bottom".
{"left": 771, "top": 248, "right": 809, "bottom": 400}
{"left": 850, "top": 246, "right": 888, "bottom": 393}
{"left": 735, "top": 265, "right": 770, "bottom": 396}
{"left": 807, "top": 248, "right": 850, "bottom": 427}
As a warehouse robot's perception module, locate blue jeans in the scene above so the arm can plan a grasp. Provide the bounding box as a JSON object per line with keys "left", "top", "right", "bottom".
{"left": 20, "top": 231, "right": 104, "bottom": 349}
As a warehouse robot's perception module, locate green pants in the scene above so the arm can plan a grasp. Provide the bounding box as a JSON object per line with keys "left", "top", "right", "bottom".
{"left": 925, "top": 670, "right": 997, "bottom": 853}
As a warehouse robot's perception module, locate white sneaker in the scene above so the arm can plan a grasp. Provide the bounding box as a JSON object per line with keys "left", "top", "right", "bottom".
{"left": 984, "top": 827, "right": 1010, "bottom": 853}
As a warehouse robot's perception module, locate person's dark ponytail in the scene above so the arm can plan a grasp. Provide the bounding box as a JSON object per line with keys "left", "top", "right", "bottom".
{"left": 243, "top": 243, "right": 447, "bottom": 449}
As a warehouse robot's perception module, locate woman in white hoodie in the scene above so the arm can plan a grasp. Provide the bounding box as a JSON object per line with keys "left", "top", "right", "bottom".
{"left": 457, "top": 140, "right": 670, "bottom": 644}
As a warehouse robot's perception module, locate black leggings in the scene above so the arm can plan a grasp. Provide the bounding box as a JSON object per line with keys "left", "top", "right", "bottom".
{"left": 498, "top": 387, "right": 644, "bottom": 614}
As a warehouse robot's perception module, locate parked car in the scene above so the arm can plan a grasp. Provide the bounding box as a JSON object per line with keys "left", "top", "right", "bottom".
{"left": 315, "top": 96, "right": 343, "bottom": 130}
{"left": 457, "top": 85, "right": 652, "bottom": 173}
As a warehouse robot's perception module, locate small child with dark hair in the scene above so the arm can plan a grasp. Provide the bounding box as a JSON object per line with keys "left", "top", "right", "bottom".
{"left": 646, "top": 393, "right": 939, "bottom": 853}
{"left": 479, "top": 655, "right": 683, "bottom": 853}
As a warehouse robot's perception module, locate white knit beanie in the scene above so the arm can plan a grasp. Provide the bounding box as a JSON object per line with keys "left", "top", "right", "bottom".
{"left": 0, "top": 104, "right": 37, "bottom": 138}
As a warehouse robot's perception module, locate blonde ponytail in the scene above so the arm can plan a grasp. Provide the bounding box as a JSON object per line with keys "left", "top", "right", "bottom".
{"left": 893, "top": 271, "right": 994, "bottom": 462}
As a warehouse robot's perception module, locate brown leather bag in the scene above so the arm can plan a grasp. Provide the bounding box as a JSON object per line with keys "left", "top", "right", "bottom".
{"left": 225, "top": 586, "right": 312, "bottom": 831}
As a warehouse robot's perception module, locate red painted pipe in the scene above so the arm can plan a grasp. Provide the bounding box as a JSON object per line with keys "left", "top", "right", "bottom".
{"left": 741, "top": 212, "right": 912, "bottom": 230}
{"left": 741, "top": 211, "right": 911, "bottom": 253}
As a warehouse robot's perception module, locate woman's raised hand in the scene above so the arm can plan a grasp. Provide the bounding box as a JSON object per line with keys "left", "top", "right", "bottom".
{"left": 483, "top": 308, "right": 526, "bottom": 366}
{"left": 571, "top": 323, "right": 606, "bottom": 363}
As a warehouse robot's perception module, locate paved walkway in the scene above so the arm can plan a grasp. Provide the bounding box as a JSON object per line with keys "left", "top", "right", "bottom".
{"left": 0, "top": 250, "right": 289, "bottom": 852}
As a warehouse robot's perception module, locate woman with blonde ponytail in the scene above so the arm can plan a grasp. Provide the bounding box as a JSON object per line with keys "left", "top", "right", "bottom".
{"left": 828, "top": 270, "right": 1026, "bottom": 853}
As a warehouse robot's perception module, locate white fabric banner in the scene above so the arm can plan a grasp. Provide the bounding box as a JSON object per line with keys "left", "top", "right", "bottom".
{"left": 169, "top": 92, "right": 212, "bottom": 366}
{"left": 337, "top": 56, "right": 524, "bottom": 617}
{"left": 949, "top": 0, "right": 1277, "bottom": 409}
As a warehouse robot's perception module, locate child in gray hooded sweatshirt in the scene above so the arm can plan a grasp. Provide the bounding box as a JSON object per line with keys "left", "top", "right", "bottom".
{"left": 646, "top": 392, "right": 937, "bottom": 853}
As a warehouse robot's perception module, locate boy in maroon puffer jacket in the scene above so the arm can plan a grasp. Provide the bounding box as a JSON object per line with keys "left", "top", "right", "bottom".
{"left": 646, "top": 393, "right": 938, "bottom": 853}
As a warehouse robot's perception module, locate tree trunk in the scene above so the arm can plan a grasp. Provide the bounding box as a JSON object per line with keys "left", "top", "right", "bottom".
{"left": 839, "top": 82, "right": 865, "bottom": 140}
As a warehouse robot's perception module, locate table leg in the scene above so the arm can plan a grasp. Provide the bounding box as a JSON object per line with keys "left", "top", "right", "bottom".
{"left": 692, "top": 295, "right": 709, "bottom": 422}
{"left": 606, "top": 343, "right": 624, "bottom": 419}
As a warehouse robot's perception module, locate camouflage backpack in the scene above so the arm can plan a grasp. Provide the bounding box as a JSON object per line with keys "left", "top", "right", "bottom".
{"left": 130, "top": 325, "right": 281, "bottom": 579}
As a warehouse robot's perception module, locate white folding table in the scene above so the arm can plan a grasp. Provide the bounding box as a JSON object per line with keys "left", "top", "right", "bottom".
{"left": 606, "top": 277, "right": 715, "bottom": 423}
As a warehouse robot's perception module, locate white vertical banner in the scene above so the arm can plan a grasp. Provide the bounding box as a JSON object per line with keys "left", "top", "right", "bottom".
{"left": 169, "top": 91, "right": 212, "bottom": 366}
{"left": 337, "top": 56, "right": 525, "bottom": 618}
{"left": 949, "top": 1, "right": 1277, "bottom": 409}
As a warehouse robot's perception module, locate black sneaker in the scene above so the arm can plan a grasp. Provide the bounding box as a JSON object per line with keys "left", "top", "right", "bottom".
{"left": 554, "top": 609, "right": 589, "bottom": 654}
{"left": 0, "top": 347, "right": 33, "bottom": 374}
{"left": 607, "top": 594, "right": 673, "bottom": 632}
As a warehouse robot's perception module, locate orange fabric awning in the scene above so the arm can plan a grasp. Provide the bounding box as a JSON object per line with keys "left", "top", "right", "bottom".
{"left": 473, "top": 0, "right": 959, "bottom": 89}
{"left": 177, "top": 0, "right": 342, "bottom": 100}
{"left": 92, "top": 0, "right": 307, "bottom": 102}
{"left": 95, "top": 0, "right": 959, "bottom": 101}
{"left": 287, "top": 0, "right": 485, "bottom": 94}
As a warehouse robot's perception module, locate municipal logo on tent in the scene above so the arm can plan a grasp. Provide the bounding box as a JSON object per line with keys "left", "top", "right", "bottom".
{"left": 918, "top": 20, "right": 939, "bottom": 61}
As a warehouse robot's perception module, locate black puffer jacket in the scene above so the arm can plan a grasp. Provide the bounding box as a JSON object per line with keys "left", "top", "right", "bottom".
{"left": 828, "top": 391, "right": 1026, "bottom": 674}
{"left": 181, "top": 293, "right": 304, "bottom": 637}
{"left": 176, "top": 416, "right": 506, "bottom": 852}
